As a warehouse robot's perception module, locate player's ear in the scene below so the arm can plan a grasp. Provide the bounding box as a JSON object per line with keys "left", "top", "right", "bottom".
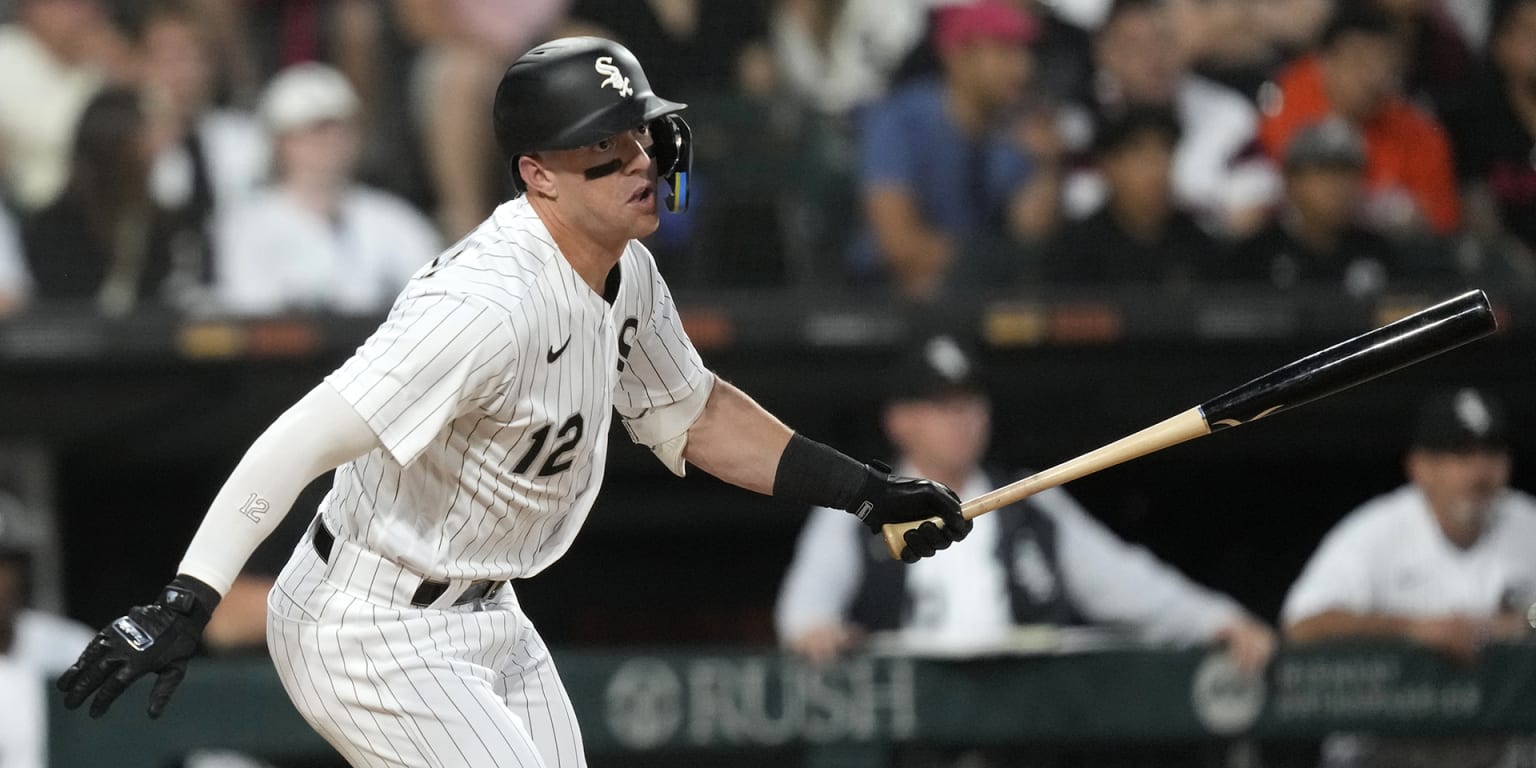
{"left": 519, "top": 154, "right": 557, "bottom": 199}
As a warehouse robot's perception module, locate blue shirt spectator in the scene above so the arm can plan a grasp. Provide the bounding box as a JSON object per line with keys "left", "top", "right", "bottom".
{"left": 860, "top": 77, "right": 1035, "bottom": 261}
{"left": 855, "top": 0, "right": 1059, "bottom": 300}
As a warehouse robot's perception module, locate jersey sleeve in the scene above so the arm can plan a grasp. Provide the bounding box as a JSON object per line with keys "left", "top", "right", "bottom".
{"left": 774, "top": 506, "right": 866, "bottom": 642}
{"left": 326, "top": 289, "right": 518, "bottom": 466}
{"left": 1041, "top": 488, "right": 1245, "bottom": 645}
{"left": 1280, "top": 509, "right": 1379, "bottom": 627}
{"left": 612, "top": 247, "right": 710, "bottom": 416}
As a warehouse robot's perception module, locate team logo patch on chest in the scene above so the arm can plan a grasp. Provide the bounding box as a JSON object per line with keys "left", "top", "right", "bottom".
{"left": 595, "top": 56, "right": 632, "bottom": 97}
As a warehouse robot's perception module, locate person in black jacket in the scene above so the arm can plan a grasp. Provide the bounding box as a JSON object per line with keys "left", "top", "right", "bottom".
{"left": 22, "top": 86, "right": 195, "bottom": 316}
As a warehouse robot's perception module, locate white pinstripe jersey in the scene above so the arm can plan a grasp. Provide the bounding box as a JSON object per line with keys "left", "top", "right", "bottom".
{"left": 321, "top": 197, "right": 709, "bottom": 581}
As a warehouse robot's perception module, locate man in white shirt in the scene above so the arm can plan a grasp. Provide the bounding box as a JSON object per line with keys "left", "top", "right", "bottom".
{"left": 0, "top": 492, "right": 93, "bottom": 768}
{"left": 777, "top": 334, "right": 1275, "bottom": 670}
{"left": 1283, "top": 387, "right": 1536, "bottom": 658}
{"left": 1283, "top": 387, "right": 1536, "bottom": 768}
{"left": 214, "top": 63, "right": 440, "bottom": 315}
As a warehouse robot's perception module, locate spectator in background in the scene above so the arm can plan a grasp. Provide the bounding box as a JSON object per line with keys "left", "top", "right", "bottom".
{"left": 1166, "top": 0, "right": 1280, "bottom": 100}
{"left": 1283, "top": 387, "right": 1536, "bottom": 768}
{"left": 1046, "top": 107, "right": 1218, "bottom": 285}
{"left": 1258, "top": 4, "right": 1462, "bottom": 238}
{"left": 769, "top": 0, "right": 926, "bottom": 119}
{"left": 0, "top": 202, "right": 28, "bottom": 316}
{"left": 565, "top": 0, "right": 769, "bottom": 103}
{"left": 1445, "top": 0, "right": 1536, "bottom": 283}
{"left": 1373, "top": 0, "right": 1477, "bottom": 112}
{"left": 857, "top": 0, "right": 1059, "bottom": 300}
{"left": 0, "top": 491, "right": 94, "bottom": 768}
{"left": 214, "top": 63, "right": 440, "bottom": 316}
{"left": 397, "top": 0, "right": 570, "bottom": 239}
{"left": 1061, "top": 0, "right": 1277, "bottom": 235}
{"left": 777, "top": 335, "right": 1275, "bottom": 668}
{"left": 0, "top": 0, "right": 133, "bottom": 212}
{"left": 1252, "top": 0, "right": 1336, "bottom": 59}
{"left": 1228, "top": 119, "right": 1401, "bottom": 297}
{"left": 22, "top": 87, "right": 191, "bottom": 316}
{"left": 139, "top": 0, "right": 268, "bottom": 305}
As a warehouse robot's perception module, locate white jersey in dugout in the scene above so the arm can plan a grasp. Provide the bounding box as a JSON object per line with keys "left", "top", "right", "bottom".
{"left": 320, "top": 196, "right": 709, "bottom": 582}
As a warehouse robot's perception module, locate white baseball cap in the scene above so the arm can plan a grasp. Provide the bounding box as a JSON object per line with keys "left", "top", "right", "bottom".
{"left": 259, "top": 62, "right": 359, "bottom": 134}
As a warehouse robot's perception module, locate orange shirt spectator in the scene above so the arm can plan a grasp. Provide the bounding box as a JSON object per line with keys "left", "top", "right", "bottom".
{"left": 1258, "top": 7, "right": 1460, "bottom": 236}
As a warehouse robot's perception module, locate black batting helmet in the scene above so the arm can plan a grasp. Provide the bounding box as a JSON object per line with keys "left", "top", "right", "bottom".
{"left": 493, "top": 37, "right": 693, "bottom": 212}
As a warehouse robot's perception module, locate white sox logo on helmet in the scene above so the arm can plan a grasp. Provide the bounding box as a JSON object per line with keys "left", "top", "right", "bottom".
{"left": 595, "top": 56, "right": 632, "bottom": 97}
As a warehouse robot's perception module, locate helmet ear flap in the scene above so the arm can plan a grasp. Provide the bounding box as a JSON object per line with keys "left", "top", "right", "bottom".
{"left": 648, "top": 114, "right": 692, "bottom": 212}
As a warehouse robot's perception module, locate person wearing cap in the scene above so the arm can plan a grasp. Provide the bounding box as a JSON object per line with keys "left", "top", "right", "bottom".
{"left": 1226, "top": 118, "right": 1402, "bottom": 296}
{"left": 1283, "top": 387, "right": 1536, "bottom": 660}
{"left": 1043, "top": 106, "right": 1220, "bottom": 285}
{"left": 59, "top": 37, "right": 969, "bottom": 766}
{"left": 1282, "top": 387, "right": 1536, "bottom": 768}
{"left": 856, "top": 0, "right": 1061, "bottom": 300}
{"left": 776, "top": 334, "right": 1275, "bottom": 671}
{"left": 212, "top": 62, "right": 440, "bottom": 316}
{"left": 1257, "top": 4, "right": 1460, "bottom": 237}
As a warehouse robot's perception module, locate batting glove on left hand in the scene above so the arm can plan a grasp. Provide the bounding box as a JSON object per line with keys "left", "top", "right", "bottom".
{"left": 849, "top": 462, "right": 971, "bottom": 562}
{"left": 57, "top": 574, "right": 220, "bottom": 719}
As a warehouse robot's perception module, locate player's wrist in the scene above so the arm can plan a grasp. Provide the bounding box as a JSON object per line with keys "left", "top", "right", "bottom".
{"left": 771, "top": 433, "right": 870, "bottom": 511}
{"left": 164, "top": 574, "right": 222, "bottom": 626}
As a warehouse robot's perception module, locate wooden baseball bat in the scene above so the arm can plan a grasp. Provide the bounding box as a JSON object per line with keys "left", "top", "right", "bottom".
{"left": 882, "top": 289, "right": 1499, "bottom": 559}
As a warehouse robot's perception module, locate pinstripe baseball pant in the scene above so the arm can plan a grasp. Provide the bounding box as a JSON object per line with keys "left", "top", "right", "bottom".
{"left": 266, "top": 521, "right": 586, "bottom": 768}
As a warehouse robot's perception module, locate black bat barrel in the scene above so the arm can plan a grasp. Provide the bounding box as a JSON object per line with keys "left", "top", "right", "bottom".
{"left": 1200, "top": 290, "right": 1498, "bottom": 430}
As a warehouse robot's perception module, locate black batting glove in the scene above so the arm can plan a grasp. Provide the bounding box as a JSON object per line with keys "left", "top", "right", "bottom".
{"left": 57, "top": 574, "right": 220, "bottom": 719}
{"left": 848, "top": 462, "right": 971, "bottom": 563}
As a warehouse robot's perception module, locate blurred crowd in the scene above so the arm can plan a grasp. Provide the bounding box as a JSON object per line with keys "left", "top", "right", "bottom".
{"left": 0, "top": 0, "right": 1532, "bottom": 315}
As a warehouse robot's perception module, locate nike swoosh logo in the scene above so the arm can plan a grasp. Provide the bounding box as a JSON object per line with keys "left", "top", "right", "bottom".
{"left": 547, "top": 336, "right": 571, "bottom": 363}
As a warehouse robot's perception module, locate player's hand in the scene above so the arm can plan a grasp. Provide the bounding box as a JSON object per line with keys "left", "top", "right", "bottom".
{"left": 1213, "top": 616, "right": 1276, "bottom": 675}
{"left": 848, "top": 462, "right": 971, "bottom": 562}
{"left": 1407, "top": 615, "right": 1489, "bottom": 664}
{"left": 57, "top": 575, "right": 220, "bottom": 719}
{"left": 788, "top": 624, "right": 865, "bottom": 665}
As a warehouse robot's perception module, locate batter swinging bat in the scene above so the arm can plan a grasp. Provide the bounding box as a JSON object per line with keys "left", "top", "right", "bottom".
{"left": 882, "top": 289, "right": 1499, "bottom": 559}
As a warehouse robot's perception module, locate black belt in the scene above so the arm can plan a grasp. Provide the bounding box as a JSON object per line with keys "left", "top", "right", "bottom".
{"left": 312, "top": 520, "right": 504, "bottom": 608}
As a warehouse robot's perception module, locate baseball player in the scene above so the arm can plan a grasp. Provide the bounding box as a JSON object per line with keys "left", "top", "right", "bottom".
{"left": 55, "top": 37, "right": 971, "bottom": 767}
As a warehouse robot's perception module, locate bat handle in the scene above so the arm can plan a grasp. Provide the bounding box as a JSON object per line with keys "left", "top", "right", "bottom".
{"left": 877, "top": 496, "right": 1001, "bottom": 560}
{"left": 878, "top": 407, "right": 1213, "bottom": 559}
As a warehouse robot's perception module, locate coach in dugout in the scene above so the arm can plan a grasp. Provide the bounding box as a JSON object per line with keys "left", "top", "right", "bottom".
{"left": 1282, "top": 387, "right": 1536, "bottom": 768}
{"left": 775, "top": 335, "right": 1275, "bottom": 667}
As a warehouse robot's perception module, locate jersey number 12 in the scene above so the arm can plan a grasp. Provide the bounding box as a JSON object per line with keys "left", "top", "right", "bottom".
{"left": 511, "top": 414, "right": 585, "bottom": 477}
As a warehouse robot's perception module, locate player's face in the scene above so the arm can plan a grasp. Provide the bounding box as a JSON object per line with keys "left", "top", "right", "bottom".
{"left": 1409, "top": 448, "right": 1511, "bottom": 537}
{"left": 278, "top": 119, "right": 360, "bottom": 184}
{"left": 538, "top": 125, "right": 660, "bottom": 243}
{"left": 886, "top": 392, "right": 991, "bottom": 480}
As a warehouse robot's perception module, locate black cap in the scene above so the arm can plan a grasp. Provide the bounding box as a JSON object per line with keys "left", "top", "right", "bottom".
{"left": 1411, "top": 387, "right": 1510, "bottom": 453}
{"left": 887, "top": 335, "right": 986, "bottom": 403}
{"left": 1284, "top": 118, "right": 1367, "bottom": 172}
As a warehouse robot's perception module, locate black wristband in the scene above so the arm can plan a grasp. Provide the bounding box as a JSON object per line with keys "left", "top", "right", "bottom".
{"left": 165, "top": 574, "right": 221, "bottom": 624}
{"left": 772, "top": 433, "right": 870, "bottom": 510}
